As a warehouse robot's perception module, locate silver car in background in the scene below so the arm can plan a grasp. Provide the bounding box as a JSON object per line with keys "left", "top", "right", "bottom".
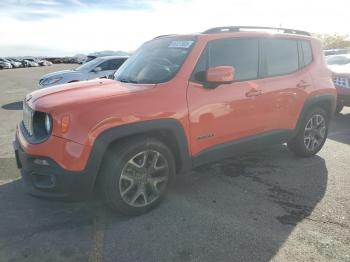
{"left": 0, "top": 58, "right": 12, "bottom": 69}
{"left": 7, "top": 59, "right": 22, "bottom": 68}
{"left": 38, "top": 56, "right": 128, "bottom": 88}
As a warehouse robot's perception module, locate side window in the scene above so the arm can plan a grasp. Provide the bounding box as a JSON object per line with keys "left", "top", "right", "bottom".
{"left": 262, "top": 39, "right": 298, "bottom": 77}
{"left": 192, "top": 48, "right": 208, "bottom": 82}
{"left": 209, "top": 38, "right": 259, "bottom": 81}
{"left": 98, "top": 60, "right": 110, "bottom": 71}
{"left": 301, "top": 40, "right": 313, "bottom": 67}
{"left": 98, "top": 59, "right": 125, "bottom": 71}
{"left": 108, "top": 59, "right": 125, "bottom": 70}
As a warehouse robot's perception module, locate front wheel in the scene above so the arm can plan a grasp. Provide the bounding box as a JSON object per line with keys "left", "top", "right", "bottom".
{"left": 99, "top": 137, "right": 175, "bottom": 216}
{"left": 288, "top": 108, "right": 329, "bottom": 157}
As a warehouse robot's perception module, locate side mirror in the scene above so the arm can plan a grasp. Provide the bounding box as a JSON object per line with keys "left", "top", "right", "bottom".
{"left": 93, "top": 67, "right": 102, "bottom": 73}
{"left": 206, "top": 66, "right": 235, "bottom": 87}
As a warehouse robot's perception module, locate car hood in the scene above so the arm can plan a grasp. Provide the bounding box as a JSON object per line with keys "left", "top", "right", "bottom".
{"left": 328, "top": 64, "right": 350, "bottom": 75}
{"left": 41, "top": 70, "right": 81, "bottom": 79}
{"left": 29, "top": 79, "right": 155, "bottom": 110}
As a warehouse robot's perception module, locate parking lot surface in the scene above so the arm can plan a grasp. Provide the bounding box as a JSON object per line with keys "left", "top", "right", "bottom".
{"left": 0, "top": 65, "right": 349, "bottom": 262}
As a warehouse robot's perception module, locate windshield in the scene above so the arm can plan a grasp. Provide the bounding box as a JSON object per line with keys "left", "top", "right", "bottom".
{"left": 75, "top": 57, "right": 103, "bottom": 71}
{"left": 326, "top": 55, "right": 350, "bottom": 65}
{"left": 114, "top": 37, "right": 196, "bottom": 84}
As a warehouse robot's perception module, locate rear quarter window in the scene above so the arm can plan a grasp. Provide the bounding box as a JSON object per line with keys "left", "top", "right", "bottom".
{"left": 300, "top": 40, "right": 313, "bottom": 68}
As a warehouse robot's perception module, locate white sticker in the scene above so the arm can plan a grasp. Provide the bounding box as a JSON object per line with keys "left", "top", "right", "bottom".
{"left": 168, "top": 40, "right": 194, "bottom": 48}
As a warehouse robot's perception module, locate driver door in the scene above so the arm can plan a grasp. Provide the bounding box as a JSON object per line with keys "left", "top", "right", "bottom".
{"left": 187, "top": 38, "right": 265, "bottom": 156}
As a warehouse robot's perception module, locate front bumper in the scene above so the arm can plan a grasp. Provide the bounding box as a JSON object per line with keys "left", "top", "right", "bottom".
{"left": 13, "top": 138, "right": 95, "bottom": 200}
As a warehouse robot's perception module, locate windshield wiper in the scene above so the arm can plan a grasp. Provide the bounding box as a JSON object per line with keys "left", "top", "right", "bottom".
{"left": 118, "top": 78, "right": 138, "bottom": 84}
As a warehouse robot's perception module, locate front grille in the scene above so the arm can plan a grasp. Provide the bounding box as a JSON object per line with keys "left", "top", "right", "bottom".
{"left": 23, "top": 102, "right": 33, "bottom": 136}
{"left": 333, "top": 76, "right": 350, "bottom": 88}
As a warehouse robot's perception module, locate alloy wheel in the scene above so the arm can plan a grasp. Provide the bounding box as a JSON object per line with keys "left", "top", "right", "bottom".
{"left": 303, "top": 114, "right": 326, "bottom": 152}
{"left": 119, "top": 150, "right": 169, "bottom": 207}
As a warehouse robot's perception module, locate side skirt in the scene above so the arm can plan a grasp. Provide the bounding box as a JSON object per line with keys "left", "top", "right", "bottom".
{"left": 192, "top": 129, "right": 294, "bottom": 167}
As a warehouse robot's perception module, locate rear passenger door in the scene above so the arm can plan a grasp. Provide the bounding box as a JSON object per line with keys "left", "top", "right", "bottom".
{"left": 257, "top": 38, "right": 312, "bottom": 131}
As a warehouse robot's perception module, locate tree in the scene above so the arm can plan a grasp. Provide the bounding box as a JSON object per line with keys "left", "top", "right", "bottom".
{"left": 314, "top": 33, "right": 350, "bottom": 49}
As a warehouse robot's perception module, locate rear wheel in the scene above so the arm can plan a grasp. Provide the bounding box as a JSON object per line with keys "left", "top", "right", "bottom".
{"left": 100, "top": 137, "right": 175, "bottom": 216}
{"left": 288, "top": 108, "right": 328, "bottom": 157}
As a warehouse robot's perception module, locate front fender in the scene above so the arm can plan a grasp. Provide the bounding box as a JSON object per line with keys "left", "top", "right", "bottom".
{"left": 85, "top": 119, "right": 192, "bottom": 180}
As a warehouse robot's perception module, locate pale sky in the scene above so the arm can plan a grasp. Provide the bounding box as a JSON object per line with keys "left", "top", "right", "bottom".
{"left": 0, "top": 0, "right": 349, "bottom": 56}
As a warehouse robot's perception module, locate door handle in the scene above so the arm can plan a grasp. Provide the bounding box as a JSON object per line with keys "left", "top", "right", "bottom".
{"left": 296, "top": 80, "right": 311, "bottom": 89}
{"left": 245, "top": 88, "right": 262, "bottom": 97}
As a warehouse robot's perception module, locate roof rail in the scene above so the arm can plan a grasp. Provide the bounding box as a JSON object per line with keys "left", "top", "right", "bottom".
{"left": 154, "top": 34, "right": 176, "bottom": 39}
{"left": 202, "top": 26, "right": 311, "bottom": 36}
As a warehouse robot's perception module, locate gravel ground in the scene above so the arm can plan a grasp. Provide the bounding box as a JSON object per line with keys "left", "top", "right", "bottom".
{"left": 0, "top": 65, "right": 349, "bottom": 262}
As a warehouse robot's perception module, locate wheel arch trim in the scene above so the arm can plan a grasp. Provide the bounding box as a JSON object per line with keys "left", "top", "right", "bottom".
{"left": 295, "top": 93, "right": 336, "bottom": 131}
{"left": 86, "top": 119, "right": 192, "bottom": 181}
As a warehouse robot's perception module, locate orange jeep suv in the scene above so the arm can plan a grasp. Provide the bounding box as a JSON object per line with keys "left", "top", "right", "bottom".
{"left": 14, "top": 26, "right": 336, "bottom": 215}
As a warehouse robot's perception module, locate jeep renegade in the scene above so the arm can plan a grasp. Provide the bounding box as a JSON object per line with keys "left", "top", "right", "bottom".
{"left": 14, "top": 26, "right": 336, "bottom": 215}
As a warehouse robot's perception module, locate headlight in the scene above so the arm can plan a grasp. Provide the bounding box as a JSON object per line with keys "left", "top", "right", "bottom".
{"left": 22, "top": 110, "right": 52, "bottom": 142}
{"left": 45, "top": 114, "right": 52, "bottom": 134}
{"left": 43, "top": 77, "right": 62, "bottom": 86}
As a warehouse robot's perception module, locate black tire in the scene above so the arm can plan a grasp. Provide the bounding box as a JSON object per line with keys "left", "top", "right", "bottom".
{"left": 99, "top": 137, "right": 175, "bottom": 216}
{"left": 335, "top": 104, "right": 343, "bottom": 114}
{"left": 287, "top": 107, "right": 329, "bottom": 157}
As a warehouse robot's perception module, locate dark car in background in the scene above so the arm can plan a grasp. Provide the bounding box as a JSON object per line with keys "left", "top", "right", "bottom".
{"left": 85, "top": 55, "right": 97, "bottom": 63}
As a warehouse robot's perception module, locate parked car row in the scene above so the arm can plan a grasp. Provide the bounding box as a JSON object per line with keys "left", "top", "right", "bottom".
{"left": 0, "top": 58, "right": 52, "bottom": 69}
{"left": 45, "top": 57, "right": 82, "bottom": 64}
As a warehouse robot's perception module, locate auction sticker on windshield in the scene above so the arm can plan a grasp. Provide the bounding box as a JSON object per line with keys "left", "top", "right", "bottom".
{"left": 168, "top": 40, "right": 194, "bottom": 48}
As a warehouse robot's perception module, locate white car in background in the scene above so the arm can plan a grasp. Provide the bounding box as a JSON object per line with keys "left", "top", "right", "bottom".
{"left": 27, "top": 58, "right": 52, "bottom": 66}
{"left": 0, "top": 58, "right": 13, "bottom": 69}
{"left": 326, "top": 54, "right": 350, "bottom": 67}
{"left": 7, "top": 59, "right": 22, "bottom": 68}
{"left": 24, "top": 59, "right": 39, "bottom": 67}
{"left": 38, "top": 55, "right": 128, "bottom": 88}
{"left": 39, "top": 60, "right": 52, "bottom": 66}
{"left": 326, "top": 54, "right": 350, "bottom": 113}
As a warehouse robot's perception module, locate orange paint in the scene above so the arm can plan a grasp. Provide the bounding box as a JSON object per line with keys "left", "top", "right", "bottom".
{"left": 17, "top": 30, "right": 336, "bottom": 172}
